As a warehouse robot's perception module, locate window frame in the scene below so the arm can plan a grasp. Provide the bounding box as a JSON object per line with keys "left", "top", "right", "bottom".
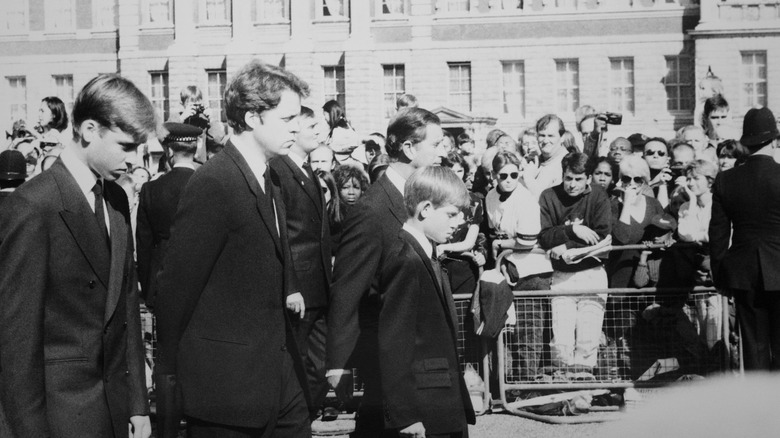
{"left": 92, "top": 0, "right": 117, "bottom": 30}
{"left": 7, "top": 76, "right": 28, "bottom": 123}
{"left": 609, "top": 57, "right": 635, "bottom": 115}
{"left": 382, "top": 64, "right": 406, "bottom": 119}
{"left": 0, "top": 1, "right": 30, "bottom": 35}
{"left": 448, "top": 62, "right": 472, "bottom": 112}
{"left": 664, "top": 53, "right": 694, "bottom": 113}
{"left": 45, "top": 0, "right": 76, "bottom": 33}
{"left": 377, "top": 0, "right": 408, "bottom": 17}
{"left": 141, "top": 0, "right": 174, "bottom": 27}
{"left": 317, "top": 0, "right": 349, "bottom": 20}
{"left": 554, "top": 59, "right": 579, "bottom": 114}
{"left": 200, "top": 0, "right": 232, "bottom": 25}
{"left": 501, "top": 60, "right": 525, "bottom": 117}
{"left": 323, "top": 65, "right": 346, "bottom": 110}
{"left": 206, "top": 69, "right": 228, "bottom": 123}
{"left": 149, "top": 71, "right": 170, "bottom": 122}
{"left": 740, "top": 51, "right": 768, "bottom": 111}
{"left": 254, "top": 0, "right": 289, "bottom": 23}
{"left": 52, "top": 74, "right": 75, "bottom": 113}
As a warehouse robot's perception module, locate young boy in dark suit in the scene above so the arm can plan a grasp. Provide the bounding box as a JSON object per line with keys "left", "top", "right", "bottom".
{"left": 378, "top": 166, "right": 476, "bottom": 438}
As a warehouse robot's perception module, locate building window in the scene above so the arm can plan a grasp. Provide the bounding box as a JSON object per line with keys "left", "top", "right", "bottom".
{"left": 256, "top": 0, "right": 288, "bottom": 21}
{"left": 201, "top": 0, "right": 231, "bottom": 23}
{"left": 741, "top": 51, "right": 767, "bottom": 110}
{"left": 383, "top": 65, "right": 405, "bottom": 118}
{"left": 0, "top": 1, "right": 29, "bottom": 34}
{"left": 93, "top": 0, "right": 116, "bottom": 29}
{"left": 323, "top": 66, "right": 346, "bottom": 109}
{"left": 143, "top": 0, "right": 173, "bottom": 25}
{"left": 321, "top": 0, "right": 347, "bottom": 17}
{"left": 53, "top": 75, "right": 74, "bottom": 112}
{"left": 149, "top": 71, "right": 169, "bottom": 122}
{"left": 380, "top": 0, "right": 406, "bottom": 15}
{"left": 555, "top": 59, "right": 579, "bottom": 114}
{"left": 664, "top": 54, "right": 694, "bottom": 112}
{"left": 502, "top": 61, "right": 525, "bottom": 116}
{"left": 207, "top": 70, "right": 227, "bottom": 123}
{"left": 45, "top": 0, "right": 75, "bottom": 32}
{"left": 448, "top": 62, "right": 472, "bottom": 112}
{"left": 609, "top": 58, "right": 635, "bottom": 115}
{"left": 7, "top": 77, "right": 27, "bottom": 122}
{"left": 438, "top": 0, "right": 470, "bottom": 13}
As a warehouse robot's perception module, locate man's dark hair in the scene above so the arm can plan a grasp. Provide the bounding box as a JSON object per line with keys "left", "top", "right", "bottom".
{"left": 536, "top": 114, "right": 566, "bottom": 136}
{"left": 385, "top": 107, "right": 440, "bottom": 160}
{"left": 300, "top": 105, "right": 315, "bottom": 119}
{"left": 41, "top": 96, "right": 69, "bottom": 132}
{"left": 224, "top": 60, "right": 310, "bottom": 134}
{"left": 363, "top": 139, "right": 381, "bottom": 154}
{"left": 71, "top": 74, "right": 157, "bottom": 144}
{"left": 561, "top": 152, "right": 594, "bottom": 176}
{"left": 456, "top": 132, "right": 473, "bottom": 146}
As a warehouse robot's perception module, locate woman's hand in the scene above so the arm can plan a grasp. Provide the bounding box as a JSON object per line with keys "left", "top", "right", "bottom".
{"left": 648, "top": 167, "right": 672, "bottom": 188}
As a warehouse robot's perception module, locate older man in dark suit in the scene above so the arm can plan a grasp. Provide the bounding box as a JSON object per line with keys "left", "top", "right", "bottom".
{"left": 327, "top": 107, "right": 447, "bottom": 436}
{"left": 270, "top": 106, "right": 333, "bottom": 421}
{"left": 710, "top": 107, "right": 780, "bottom": 370}
{"left": 0, "top": 74, "right": 155, "bottom": 438}
{"left": 155, "top": 60, "right": 311, "bottom": 437}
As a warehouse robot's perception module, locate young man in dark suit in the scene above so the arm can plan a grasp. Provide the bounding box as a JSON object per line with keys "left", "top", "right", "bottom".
{"left": 710, "top": 107, "right": 780, "bottom": 370}
{"left": 379, "top": 166, "right": 475, "bottom": 438}
{"left": 0, "top": 74, "right": 155, "bottom": 438}
{"left": 155, "top": 60, "right": 311, "bottom": 437}
{"left": 269, "top": 106, "right": 333, "bottom": 420}
{"left": 135, "top": 122, "right": 201, "bottom": 438}
{"left": 326, "top": 108, "right": 447, "bottom": 436}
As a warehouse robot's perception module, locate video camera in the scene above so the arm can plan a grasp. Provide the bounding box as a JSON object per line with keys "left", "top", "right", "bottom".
{"left": 598, "top": 112, "right": 623, "bottom": 126}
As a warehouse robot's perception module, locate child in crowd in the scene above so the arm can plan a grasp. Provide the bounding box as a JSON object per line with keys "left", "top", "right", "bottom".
{"left": 592, "top": 157, "right": 619, "bottom": 196}
{"left": 378, "top": 166, "right": 475, "bottom": 438}
{"left": 539, "top": 152, "right": 612, "bottom": 377}
{"left": 485, "top": 151, "right": 552, "bottom": 379}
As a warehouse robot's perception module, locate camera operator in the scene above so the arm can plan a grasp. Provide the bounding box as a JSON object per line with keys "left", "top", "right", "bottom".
{"left": 578, "top": 107, "right": 622, "bottom": 160}
{"left": 168, "top": 86, "right": 226, "bottom": 165}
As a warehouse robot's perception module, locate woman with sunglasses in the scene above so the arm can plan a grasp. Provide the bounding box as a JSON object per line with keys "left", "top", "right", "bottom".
{"left": 485, "top": 151, "right": 552, "bottom": 380}
{"left": 608, "top": 155, "right": 668, "bottom": 288}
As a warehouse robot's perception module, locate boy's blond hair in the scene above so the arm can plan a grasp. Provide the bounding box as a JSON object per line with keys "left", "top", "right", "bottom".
{"left": 404, "top": 166, "right": 470, "bottom": 217}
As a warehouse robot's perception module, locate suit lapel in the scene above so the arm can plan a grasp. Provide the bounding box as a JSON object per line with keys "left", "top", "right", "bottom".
{"left": 103, "top": 183, "right": 129, "bottom": 324}
{"left": 282, "top": 156, "right": 322, "bottom": 216}
{"left": 224, "top": 142, "right": 283, "bottom": 257}
{"left": 53, "top": 160, "right": 111, "bottom": 289}
{"left": 402, "top": 232, "right": 459, "bottom": 335}
{"left": 378, "top": 175, "right": 406, "bottom": 225}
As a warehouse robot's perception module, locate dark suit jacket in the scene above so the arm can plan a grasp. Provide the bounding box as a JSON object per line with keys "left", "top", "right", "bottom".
{"left": 710, "top": 155, "right": 780, "bottom": 291}
{"left": 327, "top": 172, "right": 406, "bottom": 371}
{"left": 270, "top": 155, "right": 331, "bottom": 308}
{"left": 136, "top": 166, "right": 195, "bottom": 309}
{"left": 155, "top": 141, "right": 306, "bottom": 428}
{"left": 379, "top": 231, "right": 475, "bottom": 434}
{"left": 0, "top": 159, "right": 147, "bottom": 438}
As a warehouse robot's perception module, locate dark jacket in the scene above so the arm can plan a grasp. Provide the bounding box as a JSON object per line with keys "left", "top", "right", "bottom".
{"left": 0, "top": 159, "right": 147, "bottom": 437}
{"left": 135, "top": 166, "right": 195, "bottom": 309}
{"left": 379, "top": 230, "right": 476, "bottom": 434}
{"left": 539, "top": 183, "right": 612, "bottom": 272}
{"left": 270, "top": 155, "right": 331, "bottom": 308}
{"left": 710, "top": 155, "right": 780, "bottom": 291}
{"left": 154, "top": 141, "right": 306, "bottom": 428}
{"left": 326, "top": 172, "right": 406, "bottom": 371}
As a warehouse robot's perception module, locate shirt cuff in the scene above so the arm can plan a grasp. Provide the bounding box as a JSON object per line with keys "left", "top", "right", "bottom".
{"left": 325, "top": 369, "right": 352, "bottom": 378}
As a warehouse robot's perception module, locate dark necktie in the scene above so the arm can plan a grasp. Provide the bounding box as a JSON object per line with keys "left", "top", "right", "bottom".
{"left": 431, "top": 249, "right": 444, "bottom": 291}
{"left": 302, "top": 161, "right": 314, "bottom": 180}
{"left": 92, "top": 180, "right": 110, "bottom": 248}
{"left": 263, "top": 168, "right": 279, "bottom": 237}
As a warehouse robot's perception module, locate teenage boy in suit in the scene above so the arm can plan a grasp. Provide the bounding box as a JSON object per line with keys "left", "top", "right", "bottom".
{"left": 379, "top": 166, "right": 475, "bottom": 438}
{"left": 0, "top": 74, "right": 155, "bottom": 438}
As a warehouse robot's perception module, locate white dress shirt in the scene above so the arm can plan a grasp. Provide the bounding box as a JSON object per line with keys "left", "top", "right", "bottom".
{"left": 60, "top": 147, "right": 110, "bottom": 236}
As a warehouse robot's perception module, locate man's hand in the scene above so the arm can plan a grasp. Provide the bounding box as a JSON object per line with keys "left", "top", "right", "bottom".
{"left": 399, "top": 422, "right": 426, "bottom": 438}
{"left": 327, "top": 372, "right": 354, "bottom": 403}
{"left": 286, "top": 292, "right": 305, "bottom": 318}
{"left": 572, "top": 224, "right": 600, "bottom": 245}
{"left": 129, "top": 415, "right": 151, "bottom": 438}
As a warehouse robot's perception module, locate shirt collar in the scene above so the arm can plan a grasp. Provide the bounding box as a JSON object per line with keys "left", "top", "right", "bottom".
{"left": 60, "top": 146, "right": 98, "bottom": 200}
{"left": 173, "top": 162, "right": 196, "bottom": 170}
{"left": 385, "top": 165, "right": 406, "bottom": 195}
{"left": 232, "top": 136, "right": 268, "bottom": 185}
{"left": 403, "top": 222, "right": 433, "bottom": 259}
{"left": 288, "top": 150, "right": 308, "bottom": 173}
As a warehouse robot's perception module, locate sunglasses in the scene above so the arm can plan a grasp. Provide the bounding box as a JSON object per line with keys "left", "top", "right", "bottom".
{"left": 621, "top": 175, "right": 645, "bottom": 185}
{"left": 644, "top": 149, "right": 667, "bottom": 157}
{"left": 498, "top": 172, "right": 519, "bottom": 180}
